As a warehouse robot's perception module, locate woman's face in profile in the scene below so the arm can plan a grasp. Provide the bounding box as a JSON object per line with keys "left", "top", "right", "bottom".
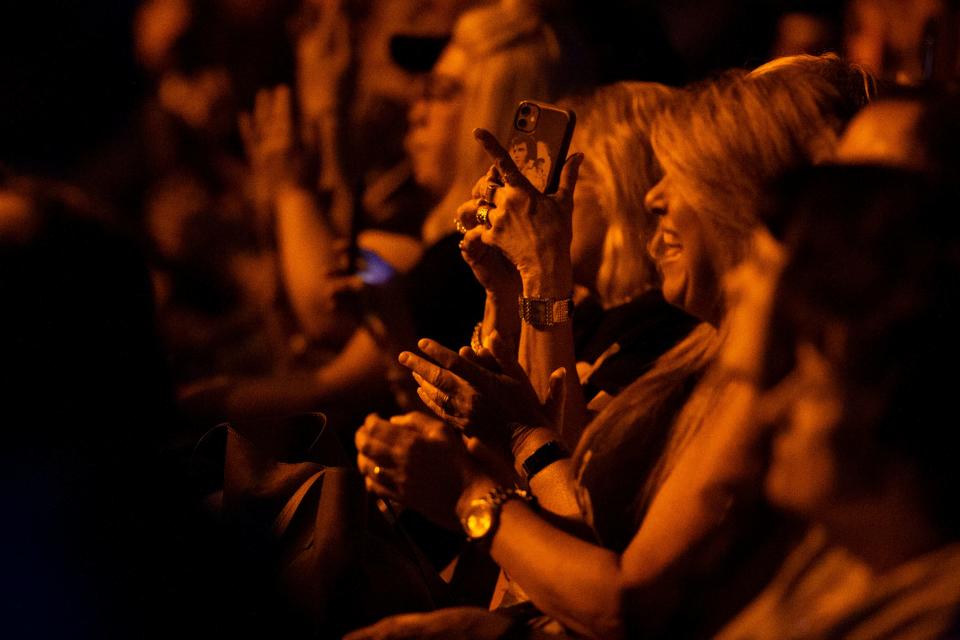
{"left": 644, "top": 172, "right": 723, "bottom": 322}
{"left": 760, "top": 341, "right": 844, "bottom": 518}
{"left": 405, "top": 45, "right": 467, "bottom": 195}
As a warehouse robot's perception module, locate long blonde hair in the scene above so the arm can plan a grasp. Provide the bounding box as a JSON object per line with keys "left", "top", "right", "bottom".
{"left": 565, "top": 81, "right": 675, "bottom": 308}
{"left": 650, "top": 54, "right": 874, "bottom": 282}
{"left": 647, "top": 54, "right": 874, "bottom": 501}
{"left": 575, "top": 55, "right": 874, "bottom": 544}
{"left": 421, "top": 1, "right": 568, "bottom": 243}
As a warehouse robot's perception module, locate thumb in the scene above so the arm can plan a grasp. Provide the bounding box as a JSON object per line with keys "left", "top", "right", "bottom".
{"left": 544, "top": 367, "right": 567, "bottom": 426}
{"left": 555, "top": 152, "right": 585, "bottom": 213}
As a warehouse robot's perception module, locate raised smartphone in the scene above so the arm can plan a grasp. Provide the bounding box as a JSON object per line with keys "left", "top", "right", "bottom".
{"left": 507, "top": 100, "right": 576, "bottom": 194}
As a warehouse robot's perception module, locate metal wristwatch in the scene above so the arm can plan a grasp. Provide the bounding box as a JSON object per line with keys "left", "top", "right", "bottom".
{"left": 461, "top": 487, "right": 537, "bottom": 542}
{"left": 518, "top": 295, "right": 573, "bottom": 329}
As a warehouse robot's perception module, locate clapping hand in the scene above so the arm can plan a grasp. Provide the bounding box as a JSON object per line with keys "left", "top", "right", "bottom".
{"left": 398, "top": 333, "right": 565, "bottom": 461}
{"left": 355, "top": 412, "right": 483, "bottom": 529}
{"left": 239, "top": 85, "right": 303, "bottom": 219}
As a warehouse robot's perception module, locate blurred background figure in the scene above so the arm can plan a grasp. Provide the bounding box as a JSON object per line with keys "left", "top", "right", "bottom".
{"left": 716, "top": 165, "right": 960, "bottom": 640}
{"left": 0, "top": 175, "right": 234, "bottom": 638}
{"left": 772, "top": 1, "right": 843, "bottom": 57}
{"left": 844, "top": 0, "right": 960, "bottom": 84}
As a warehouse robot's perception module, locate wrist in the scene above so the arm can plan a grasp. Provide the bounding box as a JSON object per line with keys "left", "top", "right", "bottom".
{"left": 510, "top": 425, "right": 559, "bottom": 469}
{"left": 519, "top": 261, "right": 573, "bottom": 298}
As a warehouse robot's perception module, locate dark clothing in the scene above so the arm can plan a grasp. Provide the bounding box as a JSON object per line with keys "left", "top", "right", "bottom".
{"left": 406, "top": 232, "right": 486, "bottom": 349}
{"left": 574, "top": 290, "right": 699, "bottom": 399}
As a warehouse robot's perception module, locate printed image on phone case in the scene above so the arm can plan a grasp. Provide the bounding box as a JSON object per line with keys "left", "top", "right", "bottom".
{"left": 509, "top": 133, "right": 553, "bottom": 192}
{"left": 509, "top": 101, "right": 575, "bottom": 194}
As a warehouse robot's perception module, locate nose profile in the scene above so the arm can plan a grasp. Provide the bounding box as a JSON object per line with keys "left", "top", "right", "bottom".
{"left": 645, "top": 179, "right": 667, "bottom": 216}
{"left": 408, "top": 98, "right": 429, "bottom": 129}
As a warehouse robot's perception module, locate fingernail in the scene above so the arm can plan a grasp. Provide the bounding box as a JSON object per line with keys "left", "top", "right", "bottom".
{"left": 418, "top": 338, "right": 429, "bottom": 350}
{"left": 398, "top": 351, "right": 410, "bottom": 364}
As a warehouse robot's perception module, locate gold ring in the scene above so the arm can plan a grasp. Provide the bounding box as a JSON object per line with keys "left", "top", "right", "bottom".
{"left": 476, "top": 205, "right": 491, "bottom": 228}
{"left": 454, "top": 218, "right": 467, "bottom": 235}
{"left": 372, "top": 465, "right": 382, "bottom": 476}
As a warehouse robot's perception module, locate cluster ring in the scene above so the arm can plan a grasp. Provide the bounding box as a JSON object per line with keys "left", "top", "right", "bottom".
{"left": 476, "top": 204, "right": 491, "bottom": 228}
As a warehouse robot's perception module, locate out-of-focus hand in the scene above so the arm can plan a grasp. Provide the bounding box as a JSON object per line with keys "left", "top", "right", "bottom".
{"left": 343, "top": 607, "right": 515, "bottom": 640}
{"left": 456, "top": 128, "right": 584, "bottom": 297}
{"left": 398, "top": 333, "right": 565, "bottom": 458}
{"left": 238, "top": 85, "right": 301, "bottom": 214}
{"left": 295, "top": 0, "right": 351, "bottom": 126}
{"left": 355, "top": 412, "right": 485, "bottom": 529}
{"left": 719, "top": 227, "right": 787, "bottom": 380}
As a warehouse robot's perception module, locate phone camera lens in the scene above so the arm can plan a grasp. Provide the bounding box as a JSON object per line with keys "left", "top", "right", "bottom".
{"left": 517, "top": 118, "right": 528, "bottom": 128}
{"left": 519, "top": 105, "right": 531, "bottom": 116}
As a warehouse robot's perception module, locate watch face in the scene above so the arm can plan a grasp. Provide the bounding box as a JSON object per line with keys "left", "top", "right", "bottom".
{"left": 463, "top": 500, "right": 494, "bottom": 539}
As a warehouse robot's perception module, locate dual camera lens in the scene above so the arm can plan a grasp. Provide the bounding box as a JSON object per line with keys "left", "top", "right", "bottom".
{"left": 515, "top": 103, "right": 538, "bottom": 133}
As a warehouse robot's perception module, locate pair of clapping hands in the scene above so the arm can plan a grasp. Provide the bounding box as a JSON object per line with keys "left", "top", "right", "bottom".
{"left": 355, "top": 130, "right": 583, "bottom": 525}
{"left": 354, "top": 332, "right": 565, "bottom": 529}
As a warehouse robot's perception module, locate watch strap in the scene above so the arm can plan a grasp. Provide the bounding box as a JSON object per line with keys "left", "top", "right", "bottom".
{"left": 518, "top": 295, "right": 573, "bottom": 329}
{"left": 521, "top": 440, "right": 570, "bottom": 485}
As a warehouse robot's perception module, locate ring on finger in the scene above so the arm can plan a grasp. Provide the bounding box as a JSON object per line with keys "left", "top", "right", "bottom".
{"left": 484, "top": 183, "right": 499, "bottom": 205}
{"left": 476, "top": 204, "right": 491, "bottom": 228}
{"left": 454, "top": 218, "right": 467, "bottom": 235}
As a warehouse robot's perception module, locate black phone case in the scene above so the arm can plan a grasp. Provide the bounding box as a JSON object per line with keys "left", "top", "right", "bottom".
{"left": 507, "top": 101, "right": 576, "bottom": 194}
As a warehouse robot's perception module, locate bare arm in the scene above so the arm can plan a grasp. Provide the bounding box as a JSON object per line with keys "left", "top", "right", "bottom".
{"left": 274, "top": 185, "right": 351, "bottom": 340}
{"left": 459, "top": 130, "right": 590, "bottom": 445}
{"left": 517, "top": 274, "right": 588, "bottom": 449}
{"left": 181, "top": 326, "right": 389, "bottom": 420}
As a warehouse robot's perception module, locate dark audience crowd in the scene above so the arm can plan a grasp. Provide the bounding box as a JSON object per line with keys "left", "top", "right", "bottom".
{"left": 2, "top": 1, "right": 960, "bottom": 638}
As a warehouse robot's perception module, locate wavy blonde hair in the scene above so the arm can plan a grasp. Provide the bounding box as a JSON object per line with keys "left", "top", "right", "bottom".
{"left": 421, "top": 1, "right": 569, "bottom": 243}
{"left": 645, "top": 54, "right": 874, "bottom": 504}
{"left": 649, "top": 53, "right": 874, "bottom": 284}
{"left": 575, "top": 54, "right": 874, "bottom": 544}
{"left": 564, "top": 81, "right": 675, "bottom": 308}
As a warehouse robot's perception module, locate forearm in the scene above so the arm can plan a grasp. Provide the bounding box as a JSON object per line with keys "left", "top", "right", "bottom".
{"left": 480, "top": 292, "right": 520, "bottom": 354}
{"left": 457, "top": 478, "right": 626, "bottom": 640}
{"left": 222, "top": 327, "right": 388, "bottom": 418}
{"left": 518, "top": 264, "right": 588, "bottom": 447}
{"left": 316, "top": 111, "right": 352, "bottom": 237}
{"left": 275, "top": 185, "right": 344, "bottom": 337}
{"left": 510, "top": 426, "right": 580, "bottom": 518}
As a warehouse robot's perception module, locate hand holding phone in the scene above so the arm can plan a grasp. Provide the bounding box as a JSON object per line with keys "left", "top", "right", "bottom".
{"left": 466, "top": 113, "right": 584, "bottom": 291}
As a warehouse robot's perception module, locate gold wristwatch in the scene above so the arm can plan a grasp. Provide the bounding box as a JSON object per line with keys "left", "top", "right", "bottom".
{"left": 461, "top": 487, "right": 537, "bottom": 542}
